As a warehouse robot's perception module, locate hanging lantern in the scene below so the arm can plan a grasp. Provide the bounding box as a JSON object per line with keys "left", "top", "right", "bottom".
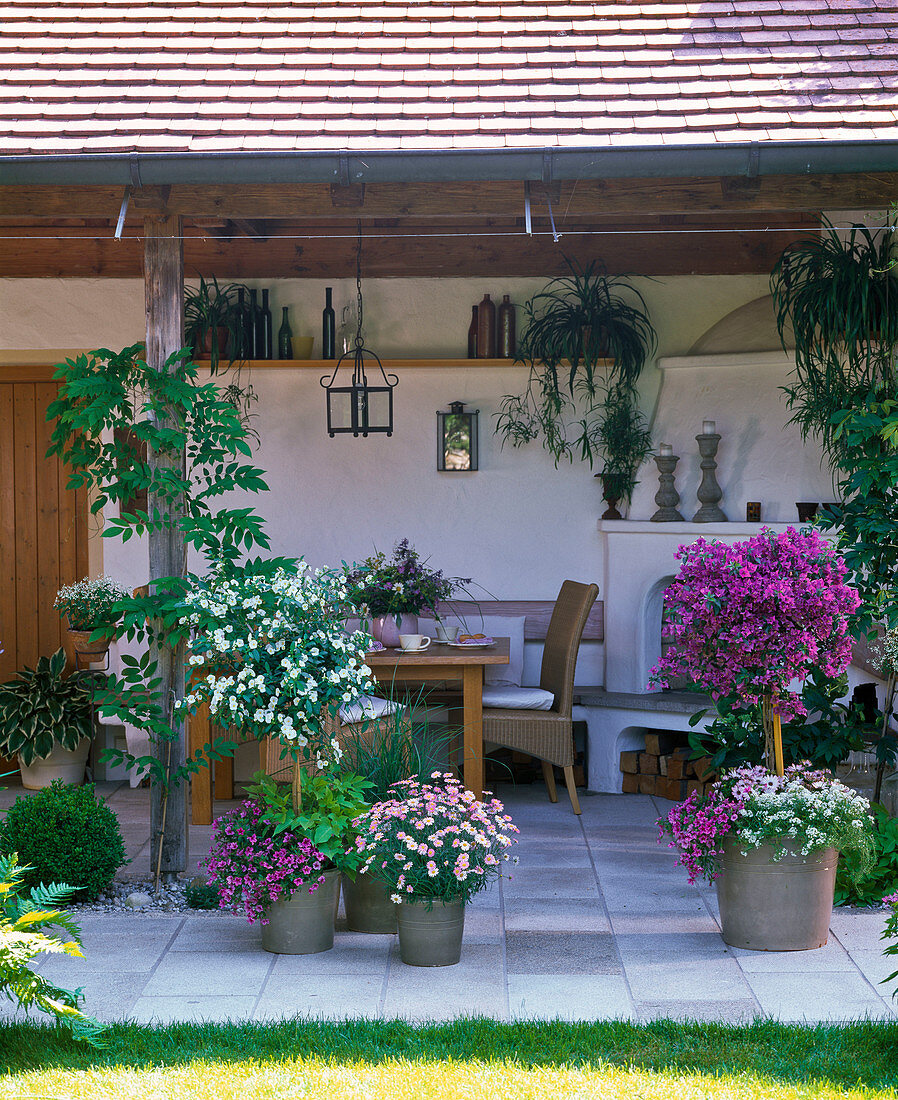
{"left": 437, "top": 401, "right": 479, "bottom": 471}
{"left": 320, "top": 223, "right": 398, "bottom": 437}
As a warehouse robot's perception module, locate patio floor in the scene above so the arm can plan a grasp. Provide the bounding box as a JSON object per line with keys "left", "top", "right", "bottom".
{"left": 2, "top": 779, "right": 895, "bottom": 1027}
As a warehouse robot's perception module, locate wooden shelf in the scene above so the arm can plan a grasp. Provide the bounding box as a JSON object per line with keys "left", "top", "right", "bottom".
{"left": 198, "top": 357, "right": 519, "bottom": 370}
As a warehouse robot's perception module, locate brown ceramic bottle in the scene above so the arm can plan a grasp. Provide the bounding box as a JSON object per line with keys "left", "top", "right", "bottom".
{"left": 467, "top": 305, "right": 478, "bottom": 358}
{"left": 477, "top": 293, "right": 496, "bottom": 358}
{"left": 498, "top": 294, "right": 516, "bottom": 358}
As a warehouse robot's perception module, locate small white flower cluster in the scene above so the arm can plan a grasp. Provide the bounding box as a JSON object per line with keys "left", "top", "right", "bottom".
{"left": 178, "top": 560, "right": 375, "bottom": 765}
{"left": 54, "top": 575, "right": 130, "bottom": 630}
{"left": 871, "top": 627, "right": 898, "bottom": 677}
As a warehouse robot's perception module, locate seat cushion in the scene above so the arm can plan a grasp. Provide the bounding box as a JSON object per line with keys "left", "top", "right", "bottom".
{"left": 419, "top": 614, "right": 525, "bottom": 686}
{"left": 481, "top": 685, "right": 554, "bottom": 710}
{"left": 339, "top": 695, "right": 402, "bottom": 724}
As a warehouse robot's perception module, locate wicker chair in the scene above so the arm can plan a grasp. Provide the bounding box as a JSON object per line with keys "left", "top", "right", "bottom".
{"left": 482, "top": 579, "right": 599, "bottom": 815}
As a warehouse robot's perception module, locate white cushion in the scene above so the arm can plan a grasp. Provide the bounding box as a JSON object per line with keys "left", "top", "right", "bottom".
{"left": 482, "top": 685, "right": 555, "bottom": 711}
{"left": 339, "top": 695, "right": 401, "bottom": 724}
{"left": 419, "top": 614, "right": 525, "bottom": 687}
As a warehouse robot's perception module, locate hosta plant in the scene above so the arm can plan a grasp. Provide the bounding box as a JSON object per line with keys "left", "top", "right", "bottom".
{"left": 353, "top": 773, "right": 519, "bottom": 905}
{"left": 660, "top": 762, "right": 873, "bottom": 885}
{"left": 0, "top": 648, "right": 94, "bottom": 766}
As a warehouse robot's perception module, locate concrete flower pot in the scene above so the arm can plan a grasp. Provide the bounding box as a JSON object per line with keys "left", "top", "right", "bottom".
{"left": 396, "top": 897, "right": 465, "bottom": 966}
{"left": 716, "top": 836, "right": 838, "bottom": 951}
{"left": 260, "top": 868, "right": 340, "bottom": 954}
{"left": 19, "top": 738, "right": 90, "bottom": 790}
{"left": 341, "top": 872, "right": 397, "bottom": 933}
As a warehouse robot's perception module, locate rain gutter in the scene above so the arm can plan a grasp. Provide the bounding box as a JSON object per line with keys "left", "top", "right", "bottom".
{"left": 1, "top": 140, "right": 898, "bottom": 186}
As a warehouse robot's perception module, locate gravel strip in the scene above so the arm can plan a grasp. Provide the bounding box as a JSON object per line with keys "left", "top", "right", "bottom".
{"left": 69, "top": 879, "right": 220, "bottom": 915}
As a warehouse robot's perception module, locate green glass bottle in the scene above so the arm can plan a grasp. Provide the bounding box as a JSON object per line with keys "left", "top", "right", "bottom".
{"left": 278, "top": 306, "right": 293, "bottom": 359}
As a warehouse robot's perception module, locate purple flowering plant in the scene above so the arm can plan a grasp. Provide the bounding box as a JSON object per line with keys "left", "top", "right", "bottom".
{"left": 345, "top": 540, "right": 472, "bottom": 622}
{"left": 353, "top": 773, "right": 519, "bottom": 905}
{"left": 201, "top": 798, "right": 326, "bottom": 924}
{"left": 661, "top": 762, "right": 872, "bottom": 885}
{"left": 649, "top": 526, "right": 859, "bottom": 721}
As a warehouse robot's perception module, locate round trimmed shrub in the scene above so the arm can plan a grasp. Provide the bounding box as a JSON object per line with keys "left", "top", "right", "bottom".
{"left": 0, "top": 780, "right": 128, "bottom": 900}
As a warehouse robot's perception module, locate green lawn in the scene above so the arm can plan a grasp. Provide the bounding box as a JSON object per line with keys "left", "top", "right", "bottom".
{"left": 1, "top": 1018, "right": 898, "bottom": 1099}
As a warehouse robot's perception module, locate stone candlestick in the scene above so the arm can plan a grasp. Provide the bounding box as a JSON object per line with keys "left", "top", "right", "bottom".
{"left": 693, "top": 432, "right": 727, "bottom": 522}
{"left": 650, "top": 453, "right": 684, "bottom": 521}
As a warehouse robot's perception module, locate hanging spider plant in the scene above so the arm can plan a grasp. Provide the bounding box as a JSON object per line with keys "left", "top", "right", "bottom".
{"left": 496, "top": 259, "right": 656, "bottom": 500}
{"left": 770, "top": 218, "right": 898, "bottom": 468}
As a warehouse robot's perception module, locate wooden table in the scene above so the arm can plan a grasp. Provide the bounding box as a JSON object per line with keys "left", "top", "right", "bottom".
{"left": 364, "top": 638, "right": 510, "bottom": 799}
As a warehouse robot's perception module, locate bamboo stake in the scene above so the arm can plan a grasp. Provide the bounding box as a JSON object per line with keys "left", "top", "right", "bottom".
{"left": 772, "top": 710, "right": 785, "bottom": 777}
{"left": 762, "top": 694, "right": 785, "bottom": 776}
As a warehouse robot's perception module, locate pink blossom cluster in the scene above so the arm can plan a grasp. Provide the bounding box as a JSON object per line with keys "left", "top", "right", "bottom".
{"left": 659, "top": 786, "right": 743, "bottom": 884}
{"left": 201, "top": 799, "right": 325, "bottom": 924}
{"left": 649, "top": 526, "right": 859, "bottom": 720}
{"left": 352, "top": 772, "right": 519, "bottom": 905}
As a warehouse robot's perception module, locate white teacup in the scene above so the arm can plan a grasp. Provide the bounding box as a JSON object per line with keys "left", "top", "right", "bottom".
{"left": 435, "top": 623, "right": 459, "bottom": 643}
{"left": 399, "top": 633, "right": 431, "bottom": 652}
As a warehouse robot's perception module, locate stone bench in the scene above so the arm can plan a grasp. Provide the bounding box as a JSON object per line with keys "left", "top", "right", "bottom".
{"left": 572, "top": 688, "right": 712, "bottom": 794}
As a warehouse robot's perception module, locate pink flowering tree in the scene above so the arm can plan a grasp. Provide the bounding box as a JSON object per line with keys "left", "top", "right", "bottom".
{"left": 649, "top": 526, "right": 859, "bottom": 774}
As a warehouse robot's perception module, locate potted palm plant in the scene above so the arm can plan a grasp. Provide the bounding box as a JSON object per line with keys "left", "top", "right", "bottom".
{"left": 496, "top": 259, "right": 656, "bottom": 511}
{"left": 0, "top": 648, "right": 95, "bottom": 788}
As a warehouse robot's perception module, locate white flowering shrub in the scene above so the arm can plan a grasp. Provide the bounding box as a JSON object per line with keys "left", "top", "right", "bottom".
{"left": 180, "top": 560, "right": 375, "bottom": 766}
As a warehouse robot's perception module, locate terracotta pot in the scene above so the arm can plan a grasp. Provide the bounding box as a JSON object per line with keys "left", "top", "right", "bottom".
{"left": 66, "top": 626, "right": 112, "bottom": 659}
{"left": 19, "top": 739, "right": 90, "bottom": 790}
{"left": 716, "top": 836, "right": 838, "bottom": 951}
{"left": 260, "top": 868, "right": 340, "bottom": 954}
{"left": 396, "top": 897, "right": 465, "bottom": 966}
{"left": 372, "top": 614, "right": 417, "bottom": 648}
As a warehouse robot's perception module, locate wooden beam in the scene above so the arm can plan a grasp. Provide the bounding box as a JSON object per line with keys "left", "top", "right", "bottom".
{"left": 0, "top": 218, "right": 818, "bottom": 278}
{"left": 144, "top": 212, "right": 188, "bottom": 878}
{"left": 231, "top": 218, "right": 269, "bottom": 241}
{"left": 1, "top": 172, "right": 896, "bottom": 220}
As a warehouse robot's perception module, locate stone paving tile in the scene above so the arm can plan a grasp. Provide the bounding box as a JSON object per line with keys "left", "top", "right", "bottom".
{"left": 730, "top": 938, "right": 858, "bottom": 972}
{"left": 506, "top": 931, "right": 620, "bottom": 975}
{"left": 847, "top": 949, "right": 898, "bottom": 988}
{"left": 169, "top": 915, "right": 264, "bottom": 952}
{"left": 511, "top": 847, "right": 593, "bottom": 869}
{"left": 609, "top": 907, "right": 718, "bottom": 935}
{"left": 130, "top": 996, "right": 260, "bottom": 1025}
{"left": 601, "top": 879, "right": 707, "bottom": 913}
{"left": 625, "top": 960, "right": 753, "bottom": 1003}
{"left": 462, "top": 908, "right": 503, "bottom": 944}
{"left": 382, "top": 944, "right": 507, "bottom": 1021}
{"left": 615, "top": 931, "right": 736, "bottom": 965}
{"left": 141, "top": 950, "right": 273, "bottom": 997}
{"left": 255, "top": 977, "right": 384, "bottom": 1021}
{"left": 508, "top": 974, "right": 634, "bottom": 1021}
{"left": 829, "top": 907, "right": 892, "bottom": 952}
{"left": 502, "top": 867, "right": 599, "bottom": 899}
{"left": 504, "top": 898, "right": 611, "bottom": 934}
{"left": 264, "top": 935, "right": 391, "bottom": 982}
{"left": 743, "top": 971, "right": 895, "bottom": 1023}
{"left": 636, "top": 999, "right": 760, "bottom": 1023}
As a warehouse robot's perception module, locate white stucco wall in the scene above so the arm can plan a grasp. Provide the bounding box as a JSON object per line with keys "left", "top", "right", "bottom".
{"left": 2, "top": 271, "right": 829, "bottom": 692}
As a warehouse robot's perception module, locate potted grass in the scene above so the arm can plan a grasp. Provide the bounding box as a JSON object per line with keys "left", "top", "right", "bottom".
{"left": 0, "top": 648, "right": 95, "bottom": 788}
{"left": 55, "top": 575, "right": 129, "bottom": 660}
{"left": 649, "top": 526, "right": 872, "bottom": 950}
{"left": 338, "top": 697, "right": 447, "bottom": 933}
{"left": 184, "top": 275, "right": 249, "bottom": 371}
{"left": 353, "top": 773, "right": 519, "bottom": 966}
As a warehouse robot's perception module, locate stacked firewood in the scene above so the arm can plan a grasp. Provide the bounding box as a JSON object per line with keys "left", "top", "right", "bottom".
{"left": 620, "top": 732, "right": 715, "bottom": 800}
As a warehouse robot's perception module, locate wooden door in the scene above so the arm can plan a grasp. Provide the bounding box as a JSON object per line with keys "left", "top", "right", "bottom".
{"left": 0, "top": 367, "right": 89, "bottom": 681}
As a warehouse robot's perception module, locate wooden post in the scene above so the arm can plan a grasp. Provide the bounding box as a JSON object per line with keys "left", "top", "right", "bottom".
{"left": 762, "top": 694, "right": 784, "bottom": 777}
{"left": 144, "top": 213, "right": 188, "bottom": 876}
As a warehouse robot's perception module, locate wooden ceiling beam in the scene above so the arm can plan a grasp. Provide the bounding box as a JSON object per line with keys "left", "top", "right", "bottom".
{"left": 0, "top": 221, "right": 817, "bottom": 278}
{"left": 0, "top": 173, "right": 896, "bottom": 221}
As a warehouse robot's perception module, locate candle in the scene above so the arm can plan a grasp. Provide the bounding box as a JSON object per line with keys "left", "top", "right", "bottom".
{"left": 702, "top": 419, "right": 716, "bottom": 435}
{"left": 659, "top": 443, "right": 673, "bottom": 456}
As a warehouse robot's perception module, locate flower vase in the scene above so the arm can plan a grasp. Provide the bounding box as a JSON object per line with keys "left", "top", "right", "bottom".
{"left": 373, "top": 614, "right": 417, "bottom": 648}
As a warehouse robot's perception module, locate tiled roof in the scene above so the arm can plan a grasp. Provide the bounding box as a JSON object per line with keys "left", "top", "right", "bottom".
{"left": 1, "top": 0, "right": 897, "bottom": 156}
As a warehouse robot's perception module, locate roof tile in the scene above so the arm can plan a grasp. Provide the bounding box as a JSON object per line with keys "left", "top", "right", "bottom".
{"left": 1, "top": 0, "right": 896, "bottom": 154}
